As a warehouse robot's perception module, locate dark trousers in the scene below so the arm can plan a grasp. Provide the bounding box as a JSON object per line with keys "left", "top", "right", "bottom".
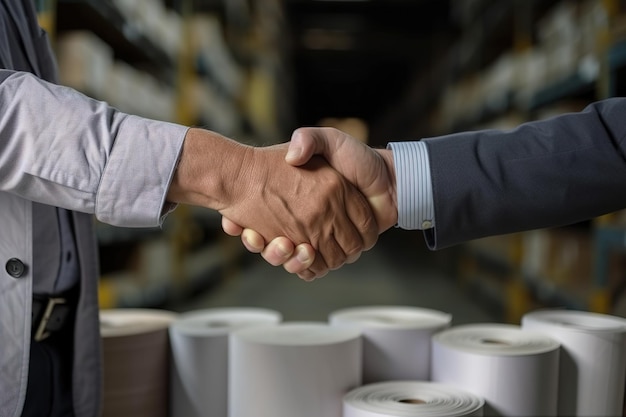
{"left": 21, "top": 309, "right": 75, "bottom": 416}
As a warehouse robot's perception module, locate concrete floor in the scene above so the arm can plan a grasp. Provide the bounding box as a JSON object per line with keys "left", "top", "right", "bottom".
{"left": 176, "top": 228, "right": 499, "bottom": 326}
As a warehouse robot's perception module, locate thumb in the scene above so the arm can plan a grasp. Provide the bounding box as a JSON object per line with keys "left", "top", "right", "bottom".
{"left": 285, "top": 127, "right": 333, "bottom": 166}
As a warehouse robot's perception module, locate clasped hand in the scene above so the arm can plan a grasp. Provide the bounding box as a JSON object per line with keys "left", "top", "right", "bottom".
{"left": 222, "top": 127, "right": 397, "bottom": 281}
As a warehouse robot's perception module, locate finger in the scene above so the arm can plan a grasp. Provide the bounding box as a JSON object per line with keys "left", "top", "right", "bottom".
{"left": 283, "top": 244, "right": 315, "bottom": 274}
{"left": 346, "top": 251, "right": 362, "bottom": 264}
{"left": 343, "top": 184, "right": 379, "bottom": 252}
{"left": 222, "top": 216, "right": 244, "bottom": 236}
{"left": 309, "top": 267, "right": 328, "bottom": 279}
{"left": 288, "top": 129, "right": 380, "bottom": 244}
{"left": 286, "top": 128, "right": 332, "bottom": 166}
{"left": 297, "top": 269, "right": 317, "bottom": 282}
{"left": 306, "top": 249, "right": 331, "bottom": 278}
{"left": 316, "top": 232, "right": 348, "bottom": 271}
{"left": 260, "top": 237, "right": 295, "bottom": 266}
{"left": 323, "top": 182, "right": 377, "bottom": 263}
{"left": 241, "top": 229, "right": 266, "bottom": 253}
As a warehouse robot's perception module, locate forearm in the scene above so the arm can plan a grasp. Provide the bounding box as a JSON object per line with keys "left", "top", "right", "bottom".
{"left": 0, "top": 70, "right": 187, "bottom": 227}
{"left": 167, "top": 128, "right": 251, "bottom": 211}
{"left": 424, "top": 98, "right": 626, "bottom": 249}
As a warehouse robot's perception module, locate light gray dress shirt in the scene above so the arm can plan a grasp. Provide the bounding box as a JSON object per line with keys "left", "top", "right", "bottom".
{"left": 0, "top": 1, "right": 188, "bottom": 415}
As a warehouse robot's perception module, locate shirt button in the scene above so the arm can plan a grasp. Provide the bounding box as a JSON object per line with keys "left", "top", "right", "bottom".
{"left": 6, "top": 258, "right": 26, "bottom": 278}
{"left": 421, "top": 220, "right": 433, "bottom": 229}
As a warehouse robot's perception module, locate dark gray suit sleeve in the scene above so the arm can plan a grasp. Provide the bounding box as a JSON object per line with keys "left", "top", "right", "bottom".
{"left": 422, "top": 98, "right": 626, "bottom": 249}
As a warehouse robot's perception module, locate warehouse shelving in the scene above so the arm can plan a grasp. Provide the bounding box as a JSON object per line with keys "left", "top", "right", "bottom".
{"left": 56, "top": 0, "right": 176, "bottom": 78}
{"left": 49, "top": 0, "right": 190, "bottom": 309}
{"left": 527, "top": 69, "right": 597, "bottom": 111}
{"left": 397, "top": 0, "right": 626, "bottom": 322}
{"left": 36, "top": 0, "right": 290, "bottom": 308}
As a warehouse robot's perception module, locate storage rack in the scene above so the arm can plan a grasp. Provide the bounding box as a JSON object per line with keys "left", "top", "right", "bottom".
{"left": 35, "top": 0, "right": 626, "bottom": 318}
{"left": 401, "top": 0, "right": 626, "bottom": 322}
{"left": 36, "top": 0, "right": 290, "bottom": 308}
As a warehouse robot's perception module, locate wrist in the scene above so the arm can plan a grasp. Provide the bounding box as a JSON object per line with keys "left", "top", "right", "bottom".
{"left": 374, "top": 148, "right": 398, "bottom": 231}
{"left": 167, "top": 128, "right": 252, "bottom": 210}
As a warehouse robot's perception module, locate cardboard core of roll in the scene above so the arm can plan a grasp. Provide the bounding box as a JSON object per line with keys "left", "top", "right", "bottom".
{"left": 397, "top": 398, "right": 427, "bottom": 405}
{"left": 480, "top": 338, "right": 512, "bottom": 346}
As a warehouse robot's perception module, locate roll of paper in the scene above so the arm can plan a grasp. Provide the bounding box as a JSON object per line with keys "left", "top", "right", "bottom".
{"left": 169, "top": 307, "right": 282, "bottom": 417}
{"left": 431, "top": 323, "right": 559, "bottom": 416}
{"left": 99, "top": 308, "right": 178, "bottom": 417}
{"left": 343, "top": 381, "right": 484, "bottom": 417}
{"left": 329, "top": 306, "right": 452, "bottom": 382}
{"left": 229, "top": 322, "right": 362, "bottom": 417}
{"left": 522, "top": 309, "right": 626, "bottom": 417}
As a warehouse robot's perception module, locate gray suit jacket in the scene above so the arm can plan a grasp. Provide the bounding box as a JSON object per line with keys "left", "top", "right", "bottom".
{"left": 423, "top": 98, "right": 626, "bottom": 249}
{"left": 0, "top": 1, "right": 187, "bottom": 416}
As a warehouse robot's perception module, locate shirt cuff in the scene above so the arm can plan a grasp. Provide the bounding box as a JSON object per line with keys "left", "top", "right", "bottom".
{"left": 96, "top": 115, "right": 188, "bottom": 227}
{"left": 387, "top": 141, "right": 435, "bottom": 230}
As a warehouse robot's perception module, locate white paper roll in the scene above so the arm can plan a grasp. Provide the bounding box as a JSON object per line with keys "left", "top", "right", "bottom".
{"left": 522, "top": 309, "right": 626, "bottom": 417}
{"left": 169, "top": 307, "right": 282, "bottom": 417}
{"left": 329, "top": 306, "right": 452, "bottom": 382}
{"left": 99, "top": 308, "right": 178, "bottom": 417}
{"left": 431, "top": 323, "right": 560, "bottom": 416}
{"left": 229, "top": 322, "right": 362, "bottom": 417}
{"left": 343, "top": 381, "right": 484, "bottom": 417}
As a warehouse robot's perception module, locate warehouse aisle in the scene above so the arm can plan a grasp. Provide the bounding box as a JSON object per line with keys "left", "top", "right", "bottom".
{"left": 177, "top": 229, "right": 498, "bottom": 325}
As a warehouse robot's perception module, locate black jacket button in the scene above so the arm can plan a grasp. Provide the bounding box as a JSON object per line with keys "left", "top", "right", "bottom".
{"left": 6, "top": 258, "right": 26, "bottom": 278}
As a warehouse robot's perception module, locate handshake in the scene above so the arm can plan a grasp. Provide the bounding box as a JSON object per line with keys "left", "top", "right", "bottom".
{"left": 168, "top": 126, "right": 398, "bottom": 282}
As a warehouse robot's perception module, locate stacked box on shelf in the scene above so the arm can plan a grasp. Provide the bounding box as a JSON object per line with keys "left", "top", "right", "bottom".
{"left": 462, "top": 228, "right": 593, "bottom": 315}
{"left": 103, "top": 60, "right": 176, "bottom": 121}
{"left": 112, "top": 0, "right": 183, "bottom": 60}
{"left": 481, "top": 53, "right": 517, "bottom": 115}
{"left": 186, "top": 77, "right": 240, "bottom": 136}
{"left": 57, "top": 31, "right": 178, "bottom": 120}
{"left": 189, "top": 14, "right": 244, "bottom": 100}
{"left": 244, "top": 62, "right": 281, "bottom": 140}
{"left": 522, "top": 229, "right": 593, "bottom": 308}
{"left": 513, "top": 48, "right": 550, "bottom": 109}
{"left": 436, "top": 48, "right": 544, "bottom": 131}
{"left": 235, "top": 0, "right": 290, "bottom": 142}
{"left": 141, "top": 0, "right": 183, "bottom": 60}
{"left": 53, "top": 0, "right": 247, "bottom": 309}
{"left": 186, "top": 14, "right": 243, "bottom": 134}
{"left": 105, "top": 61, "right": 139, "bottom": 113}
{"left": 467, "top": 235, "right": 521, "bottom": 269}
{"left": 110, "top": 0, "right": 142, "bottom": 23}
{"left": 533, "top": 100, "right": 590, "bottom": 121}
{"left": 578, "top": 0, "right": 610, "bottom": 55}
{"left": 435, "top": 75, "right": 482, "bottom": 133}
{"left": 434, "top": 0, "right": 614, "bottom": 131}
{"left": 56, "top": 31, "right": 114, "bottom": 98}
{"left": 536, "top": 1, "right": 584, "bottom": 85}
{"left": 542, "top": 1, "right": 608, "bottom": 86}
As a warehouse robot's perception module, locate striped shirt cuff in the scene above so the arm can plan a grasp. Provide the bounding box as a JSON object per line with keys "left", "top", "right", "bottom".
{"left": 387, "top": 141, "right": 435, "bottom": 230}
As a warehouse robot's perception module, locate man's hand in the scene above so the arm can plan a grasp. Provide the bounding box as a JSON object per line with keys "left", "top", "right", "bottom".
{"left": 167, "top": 128, "right": 378, "bottom": 279}
{"left": 222, "top": 127, "right": 397, "bottom": 279}
{"left": 287, "top": 127, "right": 397, "bottom": 232}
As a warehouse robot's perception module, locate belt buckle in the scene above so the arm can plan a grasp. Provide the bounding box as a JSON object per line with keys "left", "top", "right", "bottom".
{"left": 34, "top": 297, "right": 67, "bottom": 342}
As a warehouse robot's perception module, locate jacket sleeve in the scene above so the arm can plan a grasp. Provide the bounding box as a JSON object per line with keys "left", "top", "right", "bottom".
{"left": 423, "top": 97, "right": 626, "bottom": 249}
{"left": 0, "top": 69, "right": 188, "bottom": 227}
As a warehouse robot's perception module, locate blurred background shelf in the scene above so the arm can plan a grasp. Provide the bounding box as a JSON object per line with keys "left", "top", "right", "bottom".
{"left": 43, "top": 0, "right": 255, "bottom": 308}
{"left": 57, "top": 0, "right": 176, "bottom": 76}
{"left": 36, "top": 0, "right": 626, "bottom": 320}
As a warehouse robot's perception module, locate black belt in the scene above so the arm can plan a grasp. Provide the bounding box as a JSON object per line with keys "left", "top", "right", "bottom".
{"left": 32, "top": 294, "right": 75, "bottom": 342}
